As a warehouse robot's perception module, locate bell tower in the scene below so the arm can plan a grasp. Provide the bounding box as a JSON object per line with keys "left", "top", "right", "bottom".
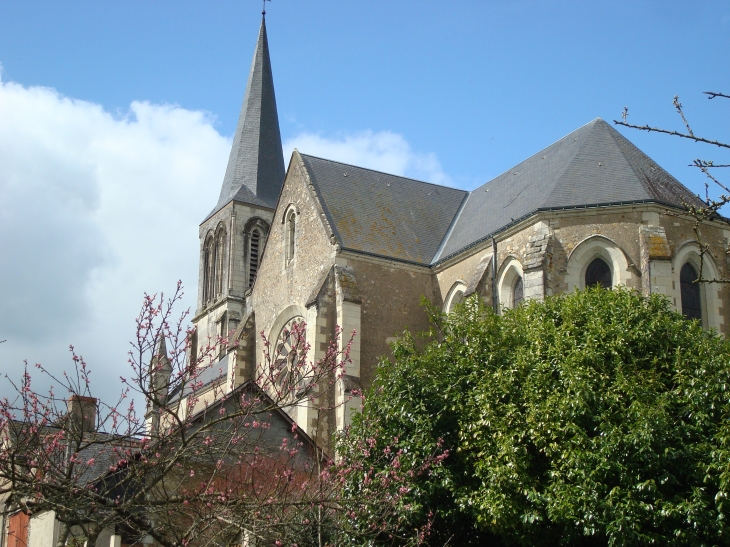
{"left": 192, "top": 14, "right": 285, "bottom": 371}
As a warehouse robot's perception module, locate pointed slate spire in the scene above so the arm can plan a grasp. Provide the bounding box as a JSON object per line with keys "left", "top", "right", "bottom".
{"left": 210, "top": 15, "right": 285, "bottom": 217}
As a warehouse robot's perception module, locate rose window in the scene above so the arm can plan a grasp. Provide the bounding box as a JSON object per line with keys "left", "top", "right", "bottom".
{"left": 274, "top": 316, "right": 306, "bottom": 392}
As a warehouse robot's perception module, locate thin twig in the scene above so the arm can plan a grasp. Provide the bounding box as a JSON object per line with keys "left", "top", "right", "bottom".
{"left": 673, "top": 95, "right": 694, "bottom": 137}
{"left": 705, "top": 91, "right": 730, "bottom": 100}
{"left": 613, "top": 120, "right": 730, "bottom": 150}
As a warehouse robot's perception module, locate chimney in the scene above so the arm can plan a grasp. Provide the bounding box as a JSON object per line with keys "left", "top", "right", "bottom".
{"left": 67, "top": 395, "right": 97, "bottom": 433}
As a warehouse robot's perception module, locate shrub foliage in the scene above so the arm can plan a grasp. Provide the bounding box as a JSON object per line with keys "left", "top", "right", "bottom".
{"left": 345, "top": 288, "right": 730, "bottom": 546}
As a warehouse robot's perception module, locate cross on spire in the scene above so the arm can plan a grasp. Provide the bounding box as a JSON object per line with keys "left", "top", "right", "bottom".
{"left": 262, "top": 0, "right": 270, "bottom": 16}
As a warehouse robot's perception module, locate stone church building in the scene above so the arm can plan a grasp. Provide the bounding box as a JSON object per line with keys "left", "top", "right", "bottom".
{"left": 189, "top": 16, "right": 729, "bottom": 451}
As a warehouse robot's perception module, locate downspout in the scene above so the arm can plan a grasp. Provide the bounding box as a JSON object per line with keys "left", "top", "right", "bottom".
{"left": 491, "top": 238, "right": 499, "bottom": 312}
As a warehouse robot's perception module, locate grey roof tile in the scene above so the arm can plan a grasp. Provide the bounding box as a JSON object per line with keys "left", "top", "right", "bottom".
{"left": 300, "top": 154, "right": 467, "bottom": 265}
{"left": 207, "top": 16, "right": 284, "bottom": 220}
{"left": 434, "top": 119, "right": 704, "bottom": 262}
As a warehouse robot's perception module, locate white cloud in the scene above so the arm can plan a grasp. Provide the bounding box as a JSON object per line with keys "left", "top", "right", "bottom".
{"left": 0, "top": 76, "right": 450, "bottom": 406}
{"left": 0, "top": 77, "right": 230, "bottom": 402}
{"left": 284, "top": 130, "right": 451, "bottom": 186}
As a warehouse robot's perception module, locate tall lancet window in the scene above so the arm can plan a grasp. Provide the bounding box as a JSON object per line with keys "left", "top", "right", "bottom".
{"left": 286, "top": 210, "right": 296, "bottom": 263}
{"left": 512, "top": 276, "right": 524, "bottom": 307}
{"left": 680, "top": 262, "right": 702, "bottom": 321}
{"left": 213, "top": 227, "right": 226, "bottom": 297}
{"left": 203, "top": 236, "right": 214, "bottom": 303}
{"left": 249, "top": 228, "right": 261, "bottom": 288}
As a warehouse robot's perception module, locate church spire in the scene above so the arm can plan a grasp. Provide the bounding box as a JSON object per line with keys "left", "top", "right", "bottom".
{"left": 211, "top": 15, "right": 285, "bottom": 216}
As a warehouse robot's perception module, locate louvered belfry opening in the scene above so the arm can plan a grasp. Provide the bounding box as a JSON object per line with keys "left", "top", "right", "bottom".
{"left": 249, "top": 229, "right": 261, "bottom": 288}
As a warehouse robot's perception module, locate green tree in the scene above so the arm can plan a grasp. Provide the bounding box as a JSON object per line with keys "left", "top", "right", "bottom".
{"left": 343, "top": 289, "right": 730, "bottom": 546}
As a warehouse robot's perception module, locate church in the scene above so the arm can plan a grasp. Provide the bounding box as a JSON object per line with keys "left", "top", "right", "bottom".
{"left": 188, "top": 15, "right": 729, "bottom": 451}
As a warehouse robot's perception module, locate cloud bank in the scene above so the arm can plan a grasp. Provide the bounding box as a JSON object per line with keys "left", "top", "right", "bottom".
{"left": 0, "top": 76, "right": 449, "bottom": 404}
{"left": 284, "top": 130, "right": 451, "bottom": 186}
{"left": 0, "top": 78, "right": 230, "bottom": 401}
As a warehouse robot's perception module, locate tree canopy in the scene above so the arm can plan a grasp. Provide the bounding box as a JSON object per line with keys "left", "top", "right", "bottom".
{"left": 343, "top": 288, "right": 730, "bottom": 546}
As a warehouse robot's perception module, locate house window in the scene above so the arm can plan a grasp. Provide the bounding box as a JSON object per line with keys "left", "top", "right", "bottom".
{"left": 512, "top": 276, "right": 524, "bottom": 307}
{"left": 585, "top": 257, "right": 612, "bottom": 289}
{"left": 249, "top": 228, "right": 261, "bottom": 288}
{"left": 680, "top": 262, "right": 702, "bottom": 321}
{"left": 286, "top": 210, "right": 296, "bottom": 262}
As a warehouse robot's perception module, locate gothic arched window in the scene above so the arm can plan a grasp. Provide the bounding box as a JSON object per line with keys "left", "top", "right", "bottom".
{"left": 213, "top": 227, "right": 226, "bottom": 298}
{"left": 585, "top": 257, "right": 612, "bottom": 289}
{"left": 444, "top": 282, "right": 467, "bottom": 314}
{"left": 285, "top": 210, "right": 296, "bottom": 262}
{"left": 680, "top": 262, "right": 702, "bottom": 321}
{"left": 203, "top": 236, "right": 214, "bottom": 303}
{"left": 249, "top": 228, "right": 261, "bottom": 288}
{"left": 512, "top": 276, "right": 524, "bottom": 307}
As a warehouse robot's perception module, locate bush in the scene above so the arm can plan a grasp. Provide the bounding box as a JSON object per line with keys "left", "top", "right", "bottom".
{"left": 345, "top": 288, "right": 730, "bottom": 546}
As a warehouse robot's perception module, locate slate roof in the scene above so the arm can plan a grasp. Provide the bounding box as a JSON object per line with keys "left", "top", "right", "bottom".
{"left": 299, "top": 119, "right": 702, "bottom": 266}
{"left": 300, "top": 154, "right": 468, "bottom": 265}
{"left": 207, "top": 15, "right": 285, "bottom": 220}
{"left": 434, "top": 118, "right": 705, "bottom": 262}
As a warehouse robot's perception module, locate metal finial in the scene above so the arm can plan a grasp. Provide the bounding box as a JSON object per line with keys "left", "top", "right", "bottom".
{"left": 262, "top": 0, "right": 270, "bottom": 16}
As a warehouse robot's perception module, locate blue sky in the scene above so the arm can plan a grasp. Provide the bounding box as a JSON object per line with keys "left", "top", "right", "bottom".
{"left": 3, "top": 1, "right": 729, "bottom": 187}
{"left": 1, "top": 1, "right": 729, "bottom": 403}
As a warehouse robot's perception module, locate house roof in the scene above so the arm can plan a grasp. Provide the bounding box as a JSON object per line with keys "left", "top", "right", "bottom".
{"left": 300, "top": 154, "right": 468, "bottom": 265}
{"left": 297, "top": 119, "right": 701, "bottom": 266}
{"left": 434, "top": 118, "right": 704, "bottom": 262}
{"left": 206, "top": 15, "right": 284, "bottom": 220}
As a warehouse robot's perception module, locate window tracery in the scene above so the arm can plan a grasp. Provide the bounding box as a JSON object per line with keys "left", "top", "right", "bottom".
{"left": 274, "top": 316, "right": 306, "bottom": 393}
{"left": 585, "top": 257, "right": 612, "bottom": 289}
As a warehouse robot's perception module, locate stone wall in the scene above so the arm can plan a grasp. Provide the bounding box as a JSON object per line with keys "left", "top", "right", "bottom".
{"left": 342, "top": 254, "right": 437, "bottom": 391}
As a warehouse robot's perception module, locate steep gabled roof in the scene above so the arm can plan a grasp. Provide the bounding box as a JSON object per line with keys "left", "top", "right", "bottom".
{"left": 300, "top": 154, "right": 468, "bottom": 265}
{"left": 433, "top": 118, "right": 704, "bottom": 262}
{"left": 207, "top": 15, "right": 285, "bottom": 220}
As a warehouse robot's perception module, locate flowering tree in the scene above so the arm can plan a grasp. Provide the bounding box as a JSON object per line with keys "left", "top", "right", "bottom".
{"left": 0, "top": 282, "right": 441, "bottom": 547}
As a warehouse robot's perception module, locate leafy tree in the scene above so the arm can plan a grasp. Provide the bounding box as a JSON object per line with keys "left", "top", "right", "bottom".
{"left": 344, "top": 289, "right": 730, "bottom": 546}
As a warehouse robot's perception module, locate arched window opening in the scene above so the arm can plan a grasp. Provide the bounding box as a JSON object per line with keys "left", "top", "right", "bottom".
{"left": 249, "top": 228, "right": 261, "bottom": 288}
{"left": 680, "top": 262, "right": 702, "bottom": 321}
{"left": 203, "top": 237, "right": 214, "bottom": 303}
{"left": 213, "top": 230, "right": 226, "bottom": 297}
{"left": 585, "top": 258, "right": 612, "bottom": 289}
{"left": 444, "top": 282, "right": 467, "bottom": 314}
{"left": 512, "top": 276, "right": 524, "bottom": 308}
{"left": 286, "top": 210, "right": 296, "bottom": 262}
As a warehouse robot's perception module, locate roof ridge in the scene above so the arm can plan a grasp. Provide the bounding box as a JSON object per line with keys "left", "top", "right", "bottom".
{"left": 431, "top": 191, "right": 471, "bottom": 263}
{"left": 298, "top": 153, "right": 464, "bottom": 192}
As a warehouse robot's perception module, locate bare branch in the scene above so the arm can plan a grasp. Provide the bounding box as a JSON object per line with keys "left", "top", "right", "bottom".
{"left": 705, "top": 91, "right": 730, "bottom": 100}
{"left": 613, "top": 120, "right": 730, "bottom": 150}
